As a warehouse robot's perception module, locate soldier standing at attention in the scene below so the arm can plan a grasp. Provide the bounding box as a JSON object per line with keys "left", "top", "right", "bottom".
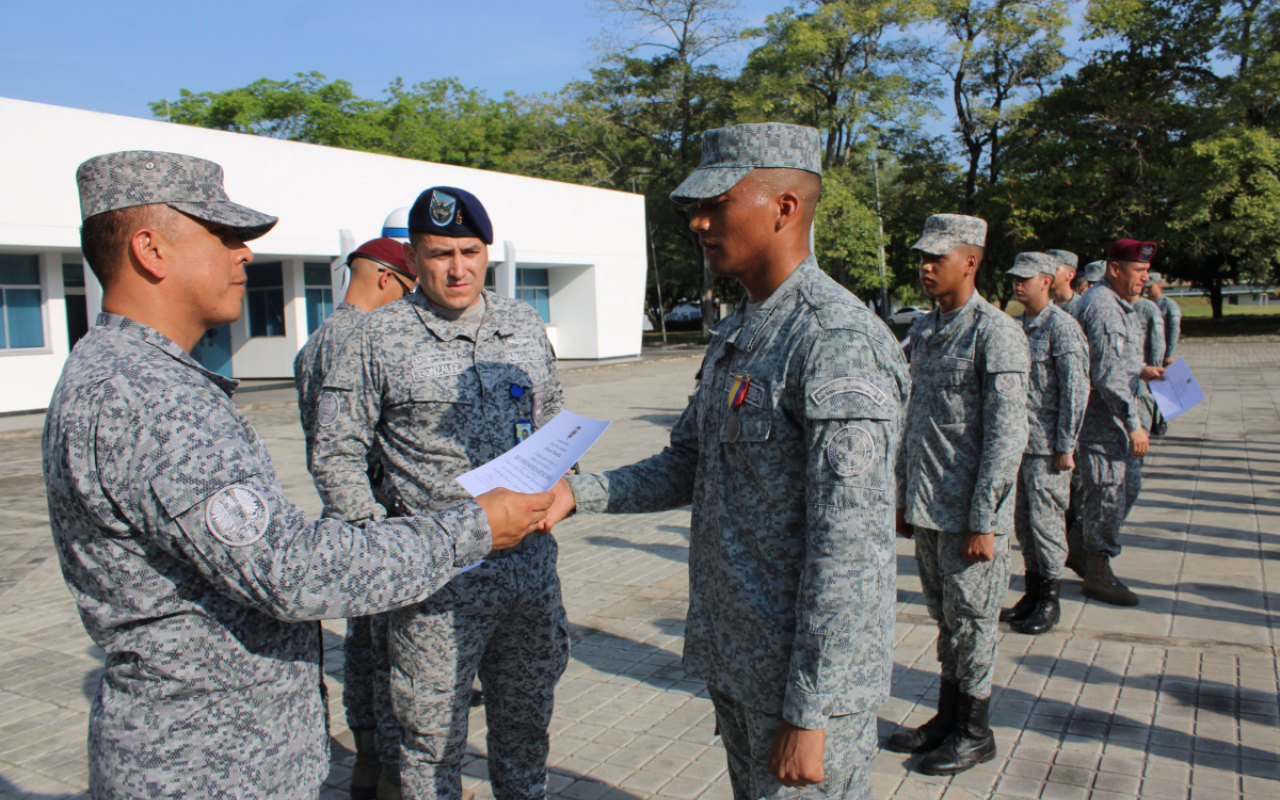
{"left": 1045, "top": 249, "right": 1081, "bottom": 315}
{"left": 886, "top": 214, "right": 1029, "bottom": 775}
{"left": 1146, "top": 273, "right": 1182, "bottom": 367}
{"left": 44, "top": 151, "right": 551, "bottom": 799}
{"left": 997, "top": 253, "right": 1089, "bottom": 636}
{"left": 545, "top": 123, "right": 910, "bottom": 800}
{"left": 1079, "top": 261, "right": 1106, "bottom": 293}
{"left": 1132, "top": 290, "right": 1167, "bottom": 434}
{"left": 1070, "top": 239, "right": 1166, "bottom": 606}
{"left": 312, "top": 187, "right": 569, "bottom": 800}
{"left": 293, "top": 237, "right": 417, "bottom": 800}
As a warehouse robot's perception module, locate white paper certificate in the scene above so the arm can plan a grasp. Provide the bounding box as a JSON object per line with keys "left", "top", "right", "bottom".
{"left": 456, "top": 411, "right": 611, "bottom": 497}
{"left": 1149, "top": 358, "right": 1205, "bottom": 421}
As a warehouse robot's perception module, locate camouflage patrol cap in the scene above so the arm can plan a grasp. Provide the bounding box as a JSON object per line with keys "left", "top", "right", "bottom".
{"left": 1045, "top": 249, "right": 1078, "bottom": 269}
{"left": 76, "top": 151, "right": 277, "bottom": 241}
{"left": 1006, "top": 252, "right": 1059, "bottom": 279}
{"left": 1082, "top": 261, "right": 1106, "bottom": 282}
{"left": 910, "top": 214, "right": 987, "bottom": 255}
{"left": 670, "top": 123, "right": 822, "bottom": 204}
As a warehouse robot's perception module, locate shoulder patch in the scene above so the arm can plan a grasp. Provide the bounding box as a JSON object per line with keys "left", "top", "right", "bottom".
{"left": 826, "top": 425, "right": 876, "bottom": 477}
{"left": 206, "top": 485, "right": 271, "bottom": 548}
{"left": 810, "top": 376, "right": 887, "bottom": 407}
{"left": 317, "top": 391, "right": 340, "bottom": 427}
{"left": 996, "top": 373, "right": 1023, "bottom": 395}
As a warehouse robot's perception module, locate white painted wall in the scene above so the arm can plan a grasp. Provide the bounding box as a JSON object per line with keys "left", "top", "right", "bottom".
{"left": 2, "top": 253, "right": 71, "bottom": 412}
{"left": 0, "top": 97, "right": 647, "bottom": 409}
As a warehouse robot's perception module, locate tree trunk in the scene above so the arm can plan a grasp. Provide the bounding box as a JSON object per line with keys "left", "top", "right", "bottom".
{"left": 1208, "top": 280, "right": 1224, "bottom": 320}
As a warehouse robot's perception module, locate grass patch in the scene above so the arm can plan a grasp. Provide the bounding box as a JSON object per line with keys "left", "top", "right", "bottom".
{"left": 1181, "top": 313, "right": 1280, "bottom": 337}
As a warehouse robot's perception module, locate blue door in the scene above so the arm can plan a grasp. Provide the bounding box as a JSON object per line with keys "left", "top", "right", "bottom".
{"left": 192, "top": 325, "right": 232, "bottom": 377}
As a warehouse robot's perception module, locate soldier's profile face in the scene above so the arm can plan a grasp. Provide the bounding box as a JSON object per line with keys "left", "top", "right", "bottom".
{"left": 689, "top": 174, "right": 776, "bottom": 280}
{"left": 1012, "top": 274, "right": 1050, "bottom": 304}
{"left": 165, "top": 211, "right": 252, "bottom": 329}
{"left": 408, "top": 234, "right": 488, "bottom": 310}
{"left": 917, "top": 248, "right": 971, "bottom": 299}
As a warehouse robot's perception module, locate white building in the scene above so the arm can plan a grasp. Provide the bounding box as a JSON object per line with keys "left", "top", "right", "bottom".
{"left": 0, "top": 97, "right": 647, "bottom": 414}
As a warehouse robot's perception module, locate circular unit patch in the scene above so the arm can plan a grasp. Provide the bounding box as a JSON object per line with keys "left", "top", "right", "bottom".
{"left": 996, "top": 373, "right": 1022, "bottom": 395}
{"left": 206, "top": 485, "right": 271, "bottom": 548}
{"left": 317, "top": 391, "right": 340, "bottom": 427}
{"left": 826, "top": 425, "right": 876, "bottom": 477}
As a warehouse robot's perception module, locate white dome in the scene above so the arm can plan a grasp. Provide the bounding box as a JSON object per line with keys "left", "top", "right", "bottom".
{"left": 382, "top": 206, "right": 412, "bottom": 241}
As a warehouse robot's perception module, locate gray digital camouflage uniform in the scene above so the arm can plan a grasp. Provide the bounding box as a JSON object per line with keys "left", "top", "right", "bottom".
{"left": 43, "top": 314, "right": 491, "bottom": 799}
{"left": 1012, "top": 304, "right": 1089, "bottom": 580}
{"left": 1058, "top": 293, "right": 1082, "bottom": 317}
{"left": 312, "top": 289, "right": 569, "bottom": 800}
{"left": 896, "top": 291, "right": 1030, "bottom": 699}
{"left": 1155, "top": 294, "right": 1182, "bottom": 362}
{"left": 566, "top": 257, "right": 908, "bottom": 799}
{"left": 1133, "top": 298, "right": 1166, "bottom": 429}
{"left": 294, "top": 300, "right": 402, "bottom": 756}
{"left": 1072, "top": 282, "right": 1145, "bottom": 558}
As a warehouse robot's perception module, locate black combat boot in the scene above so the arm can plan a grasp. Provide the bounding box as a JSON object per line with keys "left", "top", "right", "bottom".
{"left": 349, "top": 728, "right": 380, "bottom": 800}
{"left": 1011, "top": 578, "right": 1061, "bottom": 635}
{"left": 1082, "top": 554, "right": 1139, "bottom": 606}
{"left": 886, "top": 681, "right": 961, "bottom": 754}
{"left": 999, "top": 571, "right": 1042, "bottom": 624}
{"left": 917, "top": 693, "right": 997, "bottom": 775}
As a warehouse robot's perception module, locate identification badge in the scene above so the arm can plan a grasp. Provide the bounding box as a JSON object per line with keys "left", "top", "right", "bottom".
{"left": 725, "top": 415, "right": 741, "bottom": 443}
{"left": 514, "top": 421, "right": 533, "bottom": 442}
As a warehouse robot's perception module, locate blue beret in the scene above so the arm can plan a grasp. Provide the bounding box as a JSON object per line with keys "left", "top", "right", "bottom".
{"left": 408, "top": 187, "right": 493, "bottom": 244}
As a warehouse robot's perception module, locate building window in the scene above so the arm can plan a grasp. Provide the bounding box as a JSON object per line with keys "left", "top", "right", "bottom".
{"left": 517, "top": 268, "right": 550, "bottom": 323}
{"left": 247, "top": 263, "right": 285, "bottom": 338}
{"left": 0, "top": 255, "right": 44, "bottom": 350}
{"left": 304, "top": 262, "right": 334, "bottom": 334}
{"left": 485, "top": 266, "right": 495, "bottom": 289}
{"left": 63, "top": 260, "right": 89, "bottom": 347}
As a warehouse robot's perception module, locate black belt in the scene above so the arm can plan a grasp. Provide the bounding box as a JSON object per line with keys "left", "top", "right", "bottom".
{"left": 487, "top": 533, "right": 541, "bottom": 560}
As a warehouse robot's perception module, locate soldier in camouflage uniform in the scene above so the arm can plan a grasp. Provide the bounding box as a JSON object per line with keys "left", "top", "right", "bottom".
{"left": 1146, "top": 273, "right": 1182, "bottom": 367}
{"left": 46, "top": 151, "right": 551, "bottom": 800}
{"left": 294, "top": 237, "right": 417, "bottom": 799}
{"left": 546, "top": 123, "right": 910, "bottom": 800}
{"left": 887, "top": 214, "right": 1029, "bottom": 775}
{"left": 1070, "top": 239, "right": 1166, "bottom": 606}
{"left": 997, "top": 253, "right": 1089, "bottom": 636}
{"left": 1133, "top": 294, "right": 1166, "bottom": 432}
{"left": 1044, "top": 249, "right": 1082, "bottom": 316}
{"left": 312, "top": 187, "right": 569, "bottom": 800}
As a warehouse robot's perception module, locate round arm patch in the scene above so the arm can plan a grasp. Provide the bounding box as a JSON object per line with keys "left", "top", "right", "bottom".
{"left": 317, "top": 391, "right": 340, "bottom": 427}
{"left": 996, "top": 373, "right": 1023, "bottom": 395}
{"left": 826, "top": 425, "right": 876, "bottom": 477}
{"left": 206, "top": 485, "right": 271, "bottom": 547}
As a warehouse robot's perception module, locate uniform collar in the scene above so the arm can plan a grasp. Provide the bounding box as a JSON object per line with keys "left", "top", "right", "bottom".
{"left": 723, "top": 255, "right": 820, "bottom": 352}
{"left": 95, "top": 313, "right": 240, "bottom": 396}
{"left": 1101, "top": 281, "right": 1135, "bottom": 312}
{"left": 409, "top": 290, "right": 517, "bottom": 343}
{"left": 930, "top": 289, "right": 981, "bottom": 342}
{"left": 1022, "top": 304, "right": 1052, "bottom": 332}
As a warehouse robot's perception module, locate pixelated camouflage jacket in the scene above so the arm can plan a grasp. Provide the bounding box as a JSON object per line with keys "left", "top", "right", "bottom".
{"left": 42, "top": 314, "right": 491, "bottom": 799}
{"left": 1057, "top": 293, "right": 1082, "bottom": 316}
{"left": 295, "top": 301, "right": 366, "bottom": 471}
{"left": 566, "top": 257, "right": 909, "bottom": 730}
{"left": 1134, "top": 297, "right": 1167, "bottom": 368}
{"left": 1073, "top": 282, "right": 1146, "bottom": 450}
{"left": 312, "top": 290, "right": 564, "bottom": 522}
{"left": 1015, "top": 303, "right": 1090, "bottom": 456}
{"left": 895, "top": 291, "right": 1030, "bottom": 535}
{"left": 1155, "top": 294, "right": 1182, "bottom": 360}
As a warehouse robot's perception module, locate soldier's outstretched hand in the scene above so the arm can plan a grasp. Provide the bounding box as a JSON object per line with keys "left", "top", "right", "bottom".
{"left": 538, "top": 477, "right": 579, "bottom": 533}
{"left": 1129, "top": 429, "right": 1150, "bottom": 458}
{"left": 1140, "top": 365, "right": 1166, "bottom": 382}
{"left": 476, "top": 488, "right": 553, "bottom": 549}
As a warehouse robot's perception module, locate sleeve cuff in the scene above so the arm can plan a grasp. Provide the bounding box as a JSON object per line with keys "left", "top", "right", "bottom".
{"left": 565, "top": 473, "right": 610, "bottom": 514}
{"left": 433, "top": 501, "right": 492, "bottom": 568}
{"left": 782, "top": 687, "right": 832, "bottom": 730}
{"left": 1125, "top": 413, "right": 1144, "bottom": 434}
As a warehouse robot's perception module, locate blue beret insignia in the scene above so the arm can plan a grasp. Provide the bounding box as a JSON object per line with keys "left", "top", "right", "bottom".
{"left": 430, "top": 190, "right": 458, "bottom": 227}
{"left": 408, "top": 186, "right": 493, "bottom": 244}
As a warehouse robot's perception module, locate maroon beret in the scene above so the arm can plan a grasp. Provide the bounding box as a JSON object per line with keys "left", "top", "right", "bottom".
{"left": 348, "top": 237, "right": 416, "bottom": 280}
{"left": 1106, "top": 238, "right": 1158, "bottom": 264}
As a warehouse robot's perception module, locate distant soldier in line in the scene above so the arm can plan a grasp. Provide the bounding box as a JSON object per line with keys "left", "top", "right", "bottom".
{"left": 293, "top": 237, "right": 418, "bottom": 800}
{"left": 1070, "top": 239, "right": 1166, "bottom": 606}
{"left": 1045, "top": 249, "right": 1081, "bottom": 315}
{"left": 1146, "top": 273, "right": 1181, "bottom": 436}
{"left": 998, "top": 253, "right": 1089, "bottom": 636}
{"left": 1132, "top": 291, "right": 1167, "bottom": 434}
{"left": 46, "top": 150, "right": 550, "bottom": 800}
{"left": 887, "top": 215, "right": 1029, "bottom": 775}
{"left": 1063, "top": 259, "right": 1106, "bottom": 571}
{"left": 547, "top": 123, "right": 911, "bottom": 800}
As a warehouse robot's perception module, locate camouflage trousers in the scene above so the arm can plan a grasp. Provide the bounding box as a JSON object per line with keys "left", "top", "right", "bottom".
{"left": 390, "top": 535, "right": 570, "bottom": 800}
{"left": 708, "top": 685, "right": 874, "bottom": 800}
{"left": 344, "top": 613, "right": 402, "bottom": 763}
{"left": 913, "top": 529, "right": 1011, "bottom": 700}
{"left": 1014, "top": 455, "right": 1071, "bottom": 580}
{"left": 1078, "top": 451, "right": 1142, "bottom": 559}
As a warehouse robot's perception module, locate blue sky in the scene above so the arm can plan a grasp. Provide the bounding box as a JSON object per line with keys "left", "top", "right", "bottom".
{"left": 3, "top": 0, "right": 1097, "bottom": 122}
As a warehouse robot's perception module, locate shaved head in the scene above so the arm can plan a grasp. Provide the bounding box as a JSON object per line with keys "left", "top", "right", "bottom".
{"left": 747, "top": 168, "right": 822, "bottom": 220}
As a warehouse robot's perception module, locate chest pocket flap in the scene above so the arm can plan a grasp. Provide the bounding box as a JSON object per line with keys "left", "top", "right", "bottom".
{"left": 806, "top": 373, "right": 898, "bottom": 421}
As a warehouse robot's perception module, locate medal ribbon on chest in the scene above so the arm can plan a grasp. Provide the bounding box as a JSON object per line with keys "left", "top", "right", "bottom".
{"left": 728, "top": 374, "right": 752, "bottom": 410}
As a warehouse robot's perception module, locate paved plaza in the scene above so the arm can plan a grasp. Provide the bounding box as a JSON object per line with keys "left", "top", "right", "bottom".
{"left": 0, "top": 338, "right": 1276, "bottom": 799}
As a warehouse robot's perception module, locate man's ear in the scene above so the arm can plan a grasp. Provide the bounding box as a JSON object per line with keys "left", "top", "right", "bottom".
{"left": 129, "top": 226, "right": 166, "bottom": 281}
{"left": 776, "top": 189, "right": 803, "bottom": 231}
{"left": 401, "top": 241, "right": 416, "bottom": 268}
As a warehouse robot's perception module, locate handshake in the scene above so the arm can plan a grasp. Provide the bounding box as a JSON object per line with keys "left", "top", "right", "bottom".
{"left": 473, "top": 478, "right": 579, "bottom": 549}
